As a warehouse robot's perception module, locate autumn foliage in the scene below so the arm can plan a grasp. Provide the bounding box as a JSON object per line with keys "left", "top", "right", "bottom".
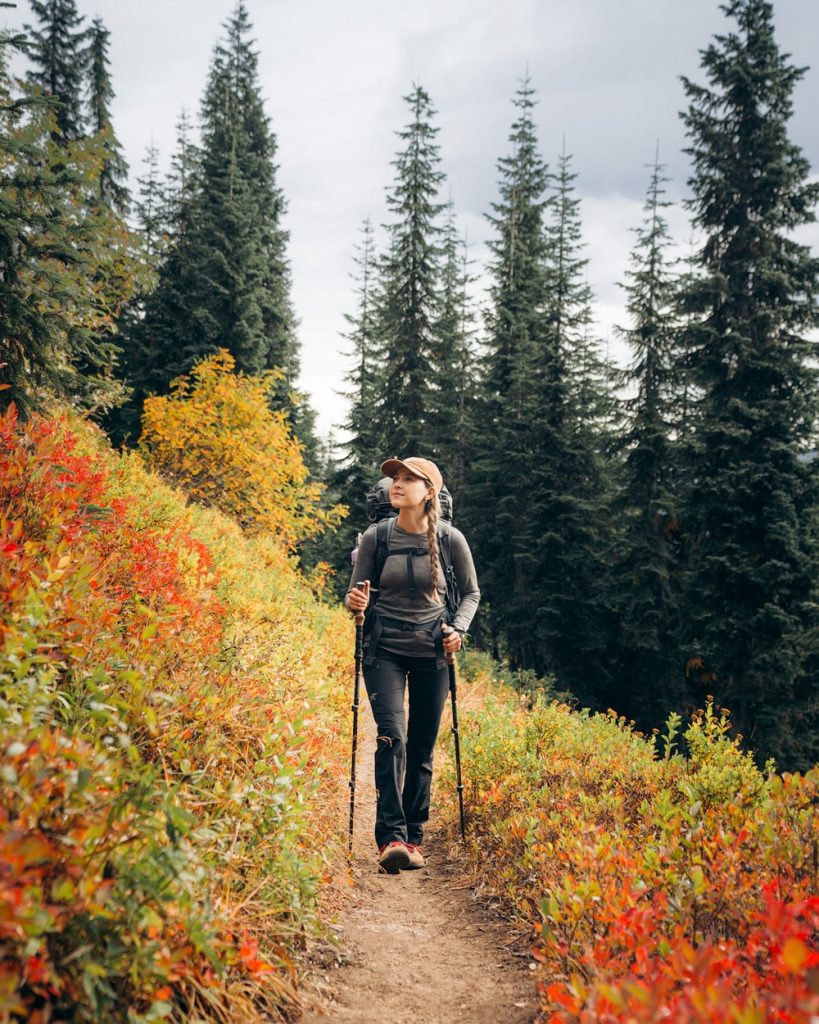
{"left": 139, "top": 350, "right": 344, "bottom": 549}
{"left": 438, "top": 654, "right": 819, "bottom": 1023}
{"left": 0, "top": 403, "right": 352, "bottom": 1023}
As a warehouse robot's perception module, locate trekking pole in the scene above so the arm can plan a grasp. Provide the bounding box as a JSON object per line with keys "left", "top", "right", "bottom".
{"left": 444, "top": 628, "right": 466, "bottom": 842}
{"left": 348, "top": 582, "right": 368, "bottom": 855}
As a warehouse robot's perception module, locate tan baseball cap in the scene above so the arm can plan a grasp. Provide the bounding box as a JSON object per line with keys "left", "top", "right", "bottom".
{"left": 380, "top": 456, "right": 443, "bottom": 494}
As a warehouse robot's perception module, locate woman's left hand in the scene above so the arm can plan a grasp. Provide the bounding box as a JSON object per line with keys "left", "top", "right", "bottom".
{"left": 442, "top": 627, "right": 462, "bottom": 654}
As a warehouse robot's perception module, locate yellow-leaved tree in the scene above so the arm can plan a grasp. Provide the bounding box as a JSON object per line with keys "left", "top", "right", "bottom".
{"left": 140, "top": 350, "right": 345, "bottom": 549}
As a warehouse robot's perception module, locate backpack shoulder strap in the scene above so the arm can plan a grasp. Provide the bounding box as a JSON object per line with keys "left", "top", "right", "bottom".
{"left": 436, "top": 520, "right": 453, "bottom": 572}
{"left": 373, "top": 517, "right": 395, "bottom": 591}
{"left": 437, "top": 521, "right": 460, "bottom": 620}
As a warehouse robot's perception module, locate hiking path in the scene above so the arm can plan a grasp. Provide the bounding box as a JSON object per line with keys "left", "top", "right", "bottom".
{"left": 299, "top": 703, "right": 539, "bottom": 1024}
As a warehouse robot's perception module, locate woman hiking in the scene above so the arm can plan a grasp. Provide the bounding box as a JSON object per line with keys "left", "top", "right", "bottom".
{"left": 345, "top": 456, "right": 480, "bottom": 873}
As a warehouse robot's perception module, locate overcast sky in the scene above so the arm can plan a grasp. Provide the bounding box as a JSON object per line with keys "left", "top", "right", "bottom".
{"left": 6, "top": 0, "right": 819, "bottom": 442}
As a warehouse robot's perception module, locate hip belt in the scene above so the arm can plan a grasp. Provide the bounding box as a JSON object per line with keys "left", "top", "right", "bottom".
{"left": 364, "top": 611, "right": 448, "bottom": 669}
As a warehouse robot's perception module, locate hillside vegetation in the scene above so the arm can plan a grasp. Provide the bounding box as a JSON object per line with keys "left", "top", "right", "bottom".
{"left": 3, "top": 399, "right": 819, "bottom": 1024}
{"left": 439, "top": 655, "right": 819, "bottom": 1022}
{"left": 0, "top": 403, "right": 352, "bottom": 1023}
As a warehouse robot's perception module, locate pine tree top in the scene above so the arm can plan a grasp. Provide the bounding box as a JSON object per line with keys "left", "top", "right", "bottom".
{"left": 679, "top": 0, "right": 819, "bottom": 405}
{"left": 87, "top": 16, "right": 129, "bottom": 214}
{"left": 25, "top": 0, "right": 88, "bottom": 142}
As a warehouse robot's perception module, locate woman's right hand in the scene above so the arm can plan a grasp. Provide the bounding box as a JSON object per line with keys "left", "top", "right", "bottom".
{"left": 347, "top": 580, "right": 370, "bottom": 613}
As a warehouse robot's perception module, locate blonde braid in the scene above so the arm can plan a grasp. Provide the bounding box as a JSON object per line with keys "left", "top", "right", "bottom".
{"left": 425, "top": 492, "right": 441, "bottom": 601}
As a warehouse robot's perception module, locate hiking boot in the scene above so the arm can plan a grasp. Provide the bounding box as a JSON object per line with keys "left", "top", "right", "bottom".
{"left": 404, "top": 842, "right": 425, "bottom": 869}
{"left": 378, "top": 841, "right": 410, "bottom": 874}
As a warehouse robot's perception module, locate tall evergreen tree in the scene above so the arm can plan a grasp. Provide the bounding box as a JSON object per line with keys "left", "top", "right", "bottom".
{"left": 526, "top": 143, "right": 615, "bottom": 699}
{"left": 375, "top": 84, "right": 446, "bottom": 456}
{"left": 87, "top": 17, "right": 129, "bottom": 214}
{"left": 677, "top": 0, "right": 819, "bottom": 766}
{"left": 336, "top": 218, "right": 383, "bottom": 502}
{"left": 1, "top": 24, "right": 140, "bottom": 417}
{"left": 164, "top": 107, "right": 200, "bottom": 219}
{"left": 106, "top": 110, "right": 202, "bottom": 445}
{"left": 473, "top": 77, "right": 554, "bottom": 665}
{"left": 547, "top": 146, "right": 613, "bottom": 434}
{"left": 101, "top": 140, "right": 168, "bottom": 444}
{"left": 428, "top": 204, "right": 480, "bottom": 497}
{"left": 111, "top": 5, "right": 310, "bottom": 449}
{"left": 672, "top": 231, "right": 702, "bottom": 446}
{"left": 610, "top": 153, "right": 683, "bottom": 722}
{"left": 133, "top": 142, "right": 167, "bottom": 268}
{"left": 194, "top": 1, "right": 298, "bottom": 390}
{"left": 303, "top": 217, "right": 384, "bottom": 594}
{"left": 25, "top": 0, "right": 87, "bottom": 142}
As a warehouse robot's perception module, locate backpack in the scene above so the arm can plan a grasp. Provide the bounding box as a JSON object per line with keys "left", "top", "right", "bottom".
{"left": 366, "top": 476, "right": 453, "bottom": 524}
{"left": 358, "top": 476, "right": 460, "bottom": 623}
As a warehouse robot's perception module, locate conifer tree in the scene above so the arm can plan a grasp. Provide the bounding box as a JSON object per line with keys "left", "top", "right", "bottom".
{"left": 87, "top": 17, "right": 129, "bottom": 214}
{"left": 112, "top": 5, "right": 312, "bottom": 450}
{"left": 547, "top": 146, "right": 613, "bottom": 433}
{"left": 25, "top": 0, "right": 87, "bottom": 142}
{"left": 1, "top": 25, "right": 140, "bottom": 417}
{"left": 336, "top": 218, "right": 383, "bottom": 503}
{"left": 678, "top": 0, "right": 819, "bottom": 765}
{"left": 193, "top": 1, "right": 298, "bottom": 391}
{"left": 375, "top": 84, "right": 446, "bottom": 456}
{"left": 101, "top": 142, "right": 167, "bottom": 444}
{"left": 672, "top": 231, "right": 702, "bottom": 446}
{"left": 473, "top": 77, "right": 553, "bottom": 665}
{"left": 610, "top": 154, "right": 683, "bottom": 722}
{"left": 106, "top": 111, "right": 202, "bottom": 445}
{"left": 301, "top": 218, "right": 384, "bottom": 592}
{"left": 526, "top": 143, "right": 615, "bottom": 699}
{"left": 164, "top": 107, "right": 200, "bottom": 219}
{"left": 429, "top": 205, "right": 479, "bottom": 497}
{"left": 133, "top": 142, "right": 167, "bottom": 268}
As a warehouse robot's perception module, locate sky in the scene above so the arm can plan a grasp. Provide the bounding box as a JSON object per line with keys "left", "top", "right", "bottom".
{"left": 6, "top": 0, "right": 819, "bottom": 443}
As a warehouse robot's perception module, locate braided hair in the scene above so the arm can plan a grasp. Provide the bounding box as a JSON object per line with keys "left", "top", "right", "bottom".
{"left": 425, "top": 490, "right": 441, "bottom": 600}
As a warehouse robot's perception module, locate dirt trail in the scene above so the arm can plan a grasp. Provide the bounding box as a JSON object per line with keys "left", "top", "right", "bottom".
{"left": 299, "top": 710, "right": 538, "bottom": 1024}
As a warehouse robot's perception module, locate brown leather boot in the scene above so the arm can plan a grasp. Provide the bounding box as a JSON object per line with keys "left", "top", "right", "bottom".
{"left": 404, "top": 843, "right": 425, "bottom": 869}
{"left": 378, "top": 841, "right": 410, "bottom": 874}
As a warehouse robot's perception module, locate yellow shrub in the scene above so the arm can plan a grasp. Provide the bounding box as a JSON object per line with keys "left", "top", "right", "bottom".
{"left": 139, "top": 350, "right": 345, "bottom": 549}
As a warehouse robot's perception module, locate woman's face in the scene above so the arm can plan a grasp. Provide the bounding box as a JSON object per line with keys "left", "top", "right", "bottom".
{"left": 390, "top": 469, "right": 433, "bottom": 512}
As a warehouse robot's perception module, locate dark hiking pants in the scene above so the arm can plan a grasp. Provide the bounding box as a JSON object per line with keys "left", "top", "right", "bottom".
{"left": 362, "top": 647, "right": 451, "bottom": 848}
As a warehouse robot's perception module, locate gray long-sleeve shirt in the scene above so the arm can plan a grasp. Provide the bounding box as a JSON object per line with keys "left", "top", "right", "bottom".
{"left": 344, "top": 521, "right": 481, "bottom": 658}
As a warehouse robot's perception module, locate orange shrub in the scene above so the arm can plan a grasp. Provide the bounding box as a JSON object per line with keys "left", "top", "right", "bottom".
{"left": 0, "top": 403, "right": 353, "bottom": 1023}
{"left": 436, "top": 668, "right": 819, "bottom": 1024}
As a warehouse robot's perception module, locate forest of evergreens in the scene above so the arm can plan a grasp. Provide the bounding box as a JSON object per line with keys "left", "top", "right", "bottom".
{"left": 2, "top": 0, "right": 817, "bottom": 769}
